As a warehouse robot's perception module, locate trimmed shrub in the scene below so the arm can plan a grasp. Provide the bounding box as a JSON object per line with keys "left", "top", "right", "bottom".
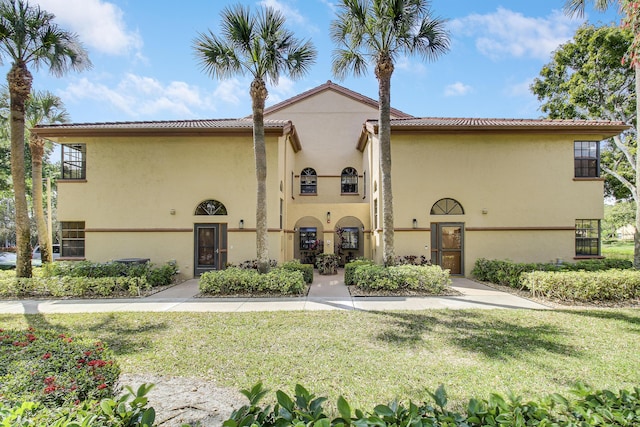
{"left": 522, "top": 269, "right": 640, "bottom": 302}
{"left": 235, "top": 259, "right": 279, "bottom": 270}
{"left": 199, "top": 267, "right": 306, "bottom": 295}
{"left": 0, "top": 328, "right": 120, "bottom": 408}
{"left": 353, "top": 264, "right": 450, "bottom": 293}
{"left": 42, "top": 260, "right": 178, "bottom": 287}
{"left": 394, "top": 255, "right": 430, "bottom": 266}
{"left": 344, "top": 259, "right": 374, "bottom": 286}
{"left": 0, "top": 276, "right": 150, "bottom": 298}
{"left": 471, "top": 258, "right": 633, "bottom": 289}
{"left": 281, "top": 260, "right": 314, "bottom": 284}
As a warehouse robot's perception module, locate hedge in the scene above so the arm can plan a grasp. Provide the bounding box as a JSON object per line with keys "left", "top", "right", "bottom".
{"left": 42, "top": 260, "right": 178, "bottom": 287}
{"left": 522, "top": 269, "right": 640, "bottom": 302}
{"left": 344, "top": 259, "right": 375, "bottom": 286}
{"left": 472, "top": 258, "right": 633, "bottom": 289}
{"left": 352, "top": 264, "right": 450, "bottom": 293}
{"left": 0, "top": 276, "right": 150, "bottom": 298}
{"left": 199, "top": 267, "right": 306, "bottom": 295}
{"left": 280, "top": 260, "right": 314, "bottom": 284}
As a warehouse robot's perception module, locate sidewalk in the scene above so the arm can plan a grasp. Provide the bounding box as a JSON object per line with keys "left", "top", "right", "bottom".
{"left": 0, "top": 270, "right": 548, "bottom": 314}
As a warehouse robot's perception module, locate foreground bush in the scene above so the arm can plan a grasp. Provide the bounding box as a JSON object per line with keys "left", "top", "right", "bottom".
{"left": 522, "top": 269, "right": 640, "bottom": 302}
{"left": 280, "top": 260, "right": 314, "bottom": 284}
{"left": 226, "top": 382, "right": 640, "bottom": 427}
{"left": 0, "top": 328, "right": 120, "bottom": 407}
{"left": 0, "top": 384, "right": 157, "bottom": 427}
{"left": 199, "top": 267, "right": 306, "bottom": 295}
{"left": 352, "top": 264, "right": 450, "bottom": 293}
{"left": 472, "top": 258, "right": 633, "bottom": 289}
{"left": 344, "top": 259, "right": 375, "bottom": 286}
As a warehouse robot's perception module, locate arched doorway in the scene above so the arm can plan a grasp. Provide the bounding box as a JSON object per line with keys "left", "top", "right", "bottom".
{"left": 335, "top": 216, "right": 365, "bottom": 266}
{"left": 293, "top": 216, "right": 324, "bottom": 265}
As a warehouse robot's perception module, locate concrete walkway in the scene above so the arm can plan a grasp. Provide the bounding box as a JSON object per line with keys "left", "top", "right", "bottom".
{"left": 0, "top": 269, "right": 548, "bottom": 314}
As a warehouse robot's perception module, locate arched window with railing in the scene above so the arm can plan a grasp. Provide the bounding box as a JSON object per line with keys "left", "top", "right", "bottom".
{"left": 430, "top": 198, "right": 464, "bottom": 215}
{"left": 300, "top": 168, "right": 317, "bottom": 194}
{"left": 341, "top": 167, "right": 358, "bottom": 194}
{"left": 194, "top": 199, "right": 227, "bottom": 215}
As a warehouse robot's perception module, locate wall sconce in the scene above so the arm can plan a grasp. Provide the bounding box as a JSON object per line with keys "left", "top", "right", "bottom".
{"left": 170, "top": 209, "right": 176, "bottom": 215}
{"left": 361, "top": 225, "right": 365, "bottom": 232}
{"left": 482, "top": 208, "right": 488, "bottom": 215}
{"left": 326, "top": 211, "right": 331, "bottom": 223}
{"left": 239, "top": 219, "right": 244, "bottom": 229}
{"left": 412, "top": 218, "right": 418, "bottom": 229}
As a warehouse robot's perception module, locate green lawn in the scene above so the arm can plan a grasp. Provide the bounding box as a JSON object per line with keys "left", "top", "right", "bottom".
{"left": 603, "top": 240, "right": 634, "bottom": 260}
{"left": 2, "top": 309, "right": 639, "bottom": 412}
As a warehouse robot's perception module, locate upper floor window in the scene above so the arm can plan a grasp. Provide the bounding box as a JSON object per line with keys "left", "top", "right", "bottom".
{"left": 62, "top": 144, "right": 86, "bottom": 179}
{"left": 575, "top": 219, "right": 600, "bottom": 256}
{"left": 195, "top": 199, "right": 227, "bottom": 215}
{"left": 574, "top": 141, "right": 599, "bottom": 178}
{"left": 301, "top": 168, "right": 317, "bottom": 194}
{"left": 341, "top": 167, "right": 358, "bottom": 194}
{"left": 431, "top": 198, "right": 464, "bottom": 215}
{"left": 61, "top": 221, "right": 85, "bottom": 258}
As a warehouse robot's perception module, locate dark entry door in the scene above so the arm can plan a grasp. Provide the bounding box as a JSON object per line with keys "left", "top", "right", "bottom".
{"left": 431, "top": 223, "right": 464, "bottom": 275}
{"left": 194, "top": 223, "right": 227, "bottom": 276}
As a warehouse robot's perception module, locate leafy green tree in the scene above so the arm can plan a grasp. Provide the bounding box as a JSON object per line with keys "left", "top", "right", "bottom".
{"left": 530, "top": 24, "right": 636, "bottom": 200}
{"left": 603, "top": 201, "right": 636, "bottom": 238}
{"left": 330, "top": 0, "right": 449, "bottom": 266}
{"left": 27, "top": 90, "right": 67, "bottom": 263}
{"left": 193, "top": 4, "right": 316, "bottom": 273}
{"left": 562, "top": 1, "right": 640, "bottom": 266}
{"left": 0, "top": 0, "right": 90, "bottom": 277}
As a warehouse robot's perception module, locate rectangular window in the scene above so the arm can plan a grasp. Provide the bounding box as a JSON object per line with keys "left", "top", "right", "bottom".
{"left": 61, "top": 221, "right": 85, "bottom": 257}
{"left": 575, "top": 219, "right": 600, "bottom": 256}
{"left": 299, "top": 227, "right": 317, "bottom": 250}
{"left": 341, "top": 227, "right": 359, "bottom": 250}
{"left": 62, "top": 144, "right": 86, "bottom": 179}
{"left": 279, "top": 199, "right": 283, "bottom": 230}
{"left": 574, "top": 141, "right": 599, "bottom": 178}
{"left": 373, "top": 199, "right": 378, "bottom": 230}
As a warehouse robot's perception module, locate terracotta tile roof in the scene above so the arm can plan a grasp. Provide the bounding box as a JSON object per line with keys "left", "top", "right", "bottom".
{"left": 386, "top": 117, "right": 629, "bottom": 128}
{"left": 264, "top": 80, "right": 413, "bottom": 118}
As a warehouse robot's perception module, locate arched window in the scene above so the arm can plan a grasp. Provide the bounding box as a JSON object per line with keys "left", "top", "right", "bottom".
{"left": 341, "top": 167, "right": 358, "bottom": 194}
{"left": 301, "top": 168, "right": 317, "bottom": 194}
{"left": 195, "top": 199, "right": 227, "bottom": 215}
{"left": 430, "top": 198, "right": 464, "bottom": 215}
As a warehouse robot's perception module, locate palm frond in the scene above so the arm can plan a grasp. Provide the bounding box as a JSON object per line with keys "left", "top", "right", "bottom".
{"left": 563, "top": 0, "right": 617, "bottom": 17}
{"left": 332, "top": 48, "right": 368, "bottom": 80}
{"left": 193, "top": 31, "right": 243, "bottom": 80}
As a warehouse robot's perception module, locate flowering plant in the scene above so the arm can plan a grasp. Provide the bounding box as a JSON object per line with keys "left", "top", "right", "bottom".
{"left": 0, "top": 327, "right": 120, "bottom": 407}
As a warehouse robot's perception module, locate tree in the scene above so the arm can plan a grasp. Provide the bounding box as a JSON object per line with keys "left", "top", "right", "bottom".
{"left": 27, "top": 90, "right": 67, "bottom": 263}
{"left": 0, "top": 0, "right": 90, "bottom": 277}
{"left": 193, "top": 4, "right": 316, "bottom": 273}
{"left": 330, "top": 0, "right": 449, "bottom": 266}
{"left": 562, "top": 1, "right": 640, "bottom": 267}
{"left": 530, "top": 24, "right": 636, "bottom": 200}
{"left": 603, "top": 201, "right": 635, "bottom": 238}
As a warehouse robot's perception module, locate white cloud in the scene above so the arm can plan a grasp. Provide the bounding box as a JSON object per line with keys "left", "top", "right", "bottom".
{"left": 444, "top": 82, "right": 473, "bottom": 97}
{"left": 33, "top": 0, "right": 143, "bottom": 56}
{"left": 60, "top": 74, "right": 209, "bottom": 119}
{"left": 449, "top": 8, "right": 577, "bottom": 60}
{"left": 505, "top": 79, "right": 535, "bottom": 97}
{"left": 396, "top": 57, "right": 427, "bottom": 74}
{"left": 212, "top": 78, "right": 248, "bottom": 108}
{"left": 267, "top": 76, "right": 298, "bottom": 105}
{"left": 258, "top": 0, "right": 318, "bottom": 32}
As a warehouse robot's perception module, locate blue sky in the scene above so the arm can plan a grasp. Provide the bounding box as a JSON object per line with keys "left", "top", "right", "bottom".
{"left": 7, "top": 0, "right": 623, "bottom": 124}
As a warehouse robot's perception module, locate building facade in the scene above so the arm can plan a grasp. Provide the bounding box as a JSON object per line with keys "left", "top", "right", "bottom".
{"left": 35, "top": 81, "right": 627, "bottom": 279}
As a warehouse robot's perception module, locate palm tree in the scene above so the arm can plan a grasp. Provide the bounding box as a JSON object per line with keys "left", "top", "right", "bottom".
{"left": 331, "top": 0, "right": 449, "bottom": 266}
{"left": 564, "top": 1, "right": 640, "bottom": 268}
{"left": 27, "top": 90, "right": 68, "bottom": 263}
{"left": 0, "top": 0, "right": 90, "bottom": 277}
{"left": 194, "top": 4, "right": 316, "bottom": 273}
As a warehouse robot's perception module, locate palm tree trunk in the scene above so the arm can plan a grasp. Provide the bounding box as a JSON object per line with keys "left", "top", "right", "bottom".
{"left": 30, "top": 135, "right": 51, "bottom": 263}
{"left": 251, "top": 77, "right": 270, "bottom": 273}
{"left": 633, "top": 64, "right": 640, "bottom": 268}
{"left": 8, "top": 63, "right": 32, "bottom": 278}
{"left": 376, "top": 55, "right": 395, "bottom": 266}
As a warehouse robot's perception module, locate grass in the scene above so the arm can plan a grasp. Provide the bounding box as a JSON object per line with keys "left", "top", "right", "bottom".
{"left": 603, "top": 240, "right": 634, "bottom": 260}
{"left": 1, "top": 309, "right": 639, "bottom": 413}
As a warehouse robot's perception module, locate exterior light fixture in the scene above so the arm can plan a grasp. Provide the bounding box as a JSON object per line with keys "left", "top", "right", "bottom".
{"left": 239, "top": 219, "right": 244, "bottom": 229}
{"left": 413, "top": 218, "right": 418, "bottom": 228}
{"left": 326, "top": 211, "right": 331, "bottom": 223}
{"left": 170, "top": 209, "right": 176, "bottom": 215}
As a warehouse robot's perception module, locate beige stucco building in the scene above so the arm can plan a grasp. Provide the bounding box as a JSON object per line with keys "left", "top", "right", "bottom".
{"left": 34, "top": 81, "right": 627, "bottom": 278}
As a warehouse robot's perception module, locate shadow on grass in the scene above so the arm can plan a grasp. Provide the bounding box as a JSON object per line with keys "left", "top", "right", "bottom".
{"left": 556, "top": 309, "right": 640, "bottom": 329}
{"left": 373, "top": 310, "right": 578, "bottom": 361}
{"left": 7, "top": 312, "right": 169, "bottom": 357}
